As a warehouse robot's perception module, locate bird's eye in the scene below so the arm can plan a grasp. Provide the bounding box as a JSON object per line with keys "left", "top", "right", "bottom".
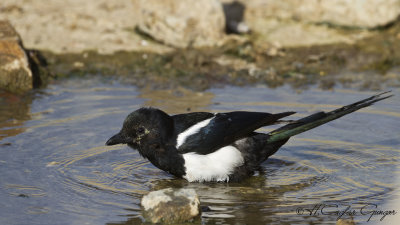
{"left": 137, "top": 126, "right": 146, "bottom": 135}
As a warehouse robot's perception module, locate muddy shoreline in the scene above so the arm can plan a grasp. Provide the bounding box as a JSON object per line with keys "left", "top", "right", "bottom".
{"left": 41, "top": 22, "right": 400, "bottom": 92}
{"left": 2, "top": 0, "right": 400, "bottom": 93}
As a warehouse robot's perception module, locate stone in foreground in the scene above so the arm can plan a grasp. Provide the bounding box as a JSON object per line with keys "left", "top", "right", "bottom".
{"left": 141, "top": 188, "right": 200, "bottom": 224}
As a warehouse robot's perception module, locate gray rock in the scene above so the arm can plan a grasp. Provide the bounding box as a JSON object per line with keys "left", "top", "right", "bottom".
{"left": 219, "top": 0, "right": 400, "bottom": 47}
{"left": 0, "top": 0, "right": 172, "bottom": 54}
{"left": 141, "top": 188, "right": 200, "bottom": 224}
{"left": 133, "top": 0, "right": 225, "bottom": 48}
{"left": 291, "top": 0, "right": 400, "bottom": 28}
{"left": 242, "top": 0, "right": 400, "bottom": 29}
{"left": 0, "top": 20, "right": 32, "bottom": 94}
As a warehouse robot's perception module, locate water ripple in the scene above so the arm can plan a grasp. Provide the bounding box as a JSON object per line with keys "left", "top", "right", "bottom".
{"left": 0, "top": 80, "right": 398, "bottom": 224}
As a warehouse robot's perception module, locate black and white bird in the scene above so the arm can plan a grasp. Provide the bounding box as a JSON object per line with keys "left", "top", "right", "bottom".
{"left": 106, "top": 92, "right": 392, "bottom": 182}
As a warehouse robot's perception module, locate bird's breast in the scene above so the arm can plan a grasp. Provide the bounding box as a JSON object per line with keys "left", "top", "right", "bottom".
{"left": 182, "top": 146, "right": 244, "bottom": 182}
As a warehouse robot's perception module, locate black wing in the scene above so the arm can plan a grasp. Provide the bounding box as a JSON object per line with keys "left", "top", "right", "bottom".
{"left": 177, "top": 111, "right": 295, "bottom": 154}
{"left": 172, "top": 112, "right": 214, "bottom": 135}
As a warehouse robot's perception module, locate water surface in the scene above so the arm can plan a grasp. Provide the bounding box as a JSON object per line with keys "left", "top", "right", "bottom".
{"left": 0, "top": 77, "right": 399, "bottom": 224}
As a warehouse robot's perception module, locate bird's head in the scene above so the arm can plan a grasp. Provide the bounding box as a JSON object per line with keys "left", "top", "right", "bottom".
{"left": 105, "top": 108, "right": 173, "bottom": 150}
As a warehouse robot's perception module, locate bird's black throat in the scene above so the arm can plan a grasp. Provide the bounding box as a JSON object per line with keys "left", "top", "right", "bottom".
{"left": 132, "top": 142, "right": 186, "bottom": 178}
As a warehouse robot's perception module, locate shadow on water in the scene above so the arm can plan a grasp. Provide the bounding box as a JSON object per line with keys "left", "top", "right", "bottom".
{"left": 0, "top": 76, "right": 399, "bottom": 224}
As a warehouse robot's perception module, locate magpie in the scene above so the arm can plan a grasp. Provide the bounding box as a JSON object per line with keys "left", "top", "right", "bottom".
{"left": 106, "top": 91, "right": 392, "bottom": 182}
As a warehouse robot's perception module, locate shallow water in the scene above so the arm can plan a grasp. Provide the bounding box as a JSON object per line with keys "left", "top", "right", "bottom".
{"left": 0, "top": 76, "right": 399, "bottom": 225}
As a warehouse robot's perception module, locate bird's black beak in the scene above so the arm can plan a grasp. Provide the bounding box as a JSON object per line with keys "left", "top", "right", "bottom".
{"left": 106, "top": 133, "right": 127, "bottom": 146}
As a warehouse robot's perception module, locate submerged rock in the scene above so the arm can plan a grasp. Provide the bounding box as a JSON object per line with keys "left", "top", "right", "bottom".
{"left": 141, "top": 188, "right": 200, "bottom": 224}
{"left": 133, "top": 0, "right": 225, "bottom": 48}
{"left": 0, "top": 20, "right": 32, "bottom": 94}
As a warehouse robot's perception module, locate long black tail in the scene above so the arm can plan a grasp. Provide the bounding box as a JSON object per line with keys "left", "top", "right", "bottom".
{"left": 266, "top": 91, "right": 393, "bottom": 143}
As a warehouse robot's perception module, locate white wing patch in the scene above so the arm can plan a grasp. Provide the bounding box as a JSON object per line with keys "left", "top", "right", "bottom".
{"left": 182, "top": 146, "right": 244, "bottom": 182}
{"left": 176, "top": 117, "right": 214, "bottom": 148}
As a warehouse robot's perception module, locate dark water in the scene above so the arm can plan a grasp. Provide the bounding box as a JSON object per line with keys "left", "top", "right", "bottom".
{"left": 0, "top": 76, "right": 399, "bottom": 225}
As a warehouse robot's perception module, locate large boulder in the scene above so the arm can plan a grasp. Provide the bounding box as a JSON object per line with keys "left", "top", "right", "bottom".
{"left": 291, "top": 0, "right": 400, "bottom": 28}
{"left": 133, "top": 0, "right": 225, "bottom": 48}
{"left": 219, "top": 0, "right": 400, "bottom": 47}
{"left": 141, "top": 188, "right": 201, "bottom": 224}
{"left": 243, "top": 0, "right": 400, "bottom": 29}
{"left": 0, "top": 20, "right": 33, "bottom": 94}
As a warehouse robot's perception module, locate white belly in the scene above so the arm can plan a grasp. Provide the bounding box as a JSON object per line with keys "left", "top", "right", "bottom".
{"left": 182, "top": 146, "right": 244, "bottom": 182}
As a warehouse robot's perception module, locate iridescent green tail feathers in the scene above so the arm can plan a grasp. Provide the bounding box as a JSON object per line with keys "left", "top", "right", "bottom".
{"left": 266, "top": 91, "right": 393, "bottom": 143}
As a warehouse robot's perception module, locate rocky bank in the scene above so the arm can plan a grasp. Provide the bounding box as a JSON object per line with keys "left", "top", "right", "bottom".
{"left": 1, "top": 0, "right": 400, "bottom": 93}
